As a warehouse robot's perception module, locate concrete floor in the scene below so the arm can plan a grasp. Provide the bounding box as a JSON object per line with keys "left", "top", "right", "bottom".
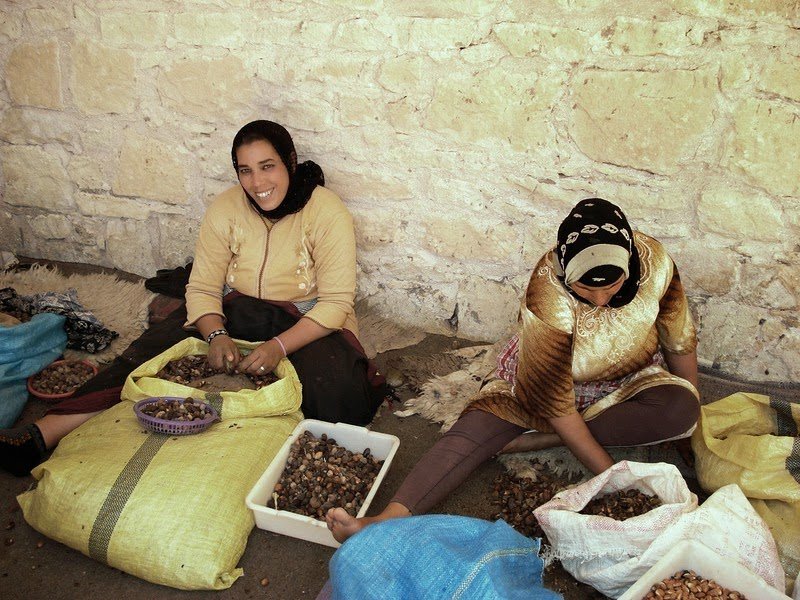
{"left": 1, "top": 259, "right": 798, "bottom": 599}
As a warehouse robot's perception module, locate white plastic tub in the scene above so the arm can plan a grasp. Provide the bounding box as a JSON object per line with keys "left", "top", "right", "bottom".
{"left": 245, "top": 419, "right": 400, "bottom": 548}
{"left": 619, "top": 539, "right": 791, "bottom": 600}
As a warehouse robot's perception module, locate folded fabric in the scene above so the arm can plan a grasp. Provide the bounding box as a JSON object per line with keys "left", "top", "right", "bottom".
{"left": 329, "top": 515, "right": 562, "bottom": 600}
{"left": 1, "top": 287, "right": 118, "bottom": 353}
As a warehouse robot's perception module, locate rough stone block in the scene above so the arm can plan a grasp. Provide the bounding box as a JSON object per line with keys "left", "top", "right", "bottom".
{"left": 427, "top": 62, "right": 561, "bottom": 152}
{"left": 422, "top": 217, "right": 523, "bottom": 264}
{"left": 407, "top": 19, "right": 485, "bottom": 51}
{"left": 719, "top": 52, "right": 752, "bottom": 91}
{"left": 75, "top": 192, "right": 151, "bottom": 220}
{"left": 350, "top": 208, "right": 409, "bottom": 251}
{"left": 378, "top": 54, "right": 438, "bottom": 94}
{"left": 68, "top": 157, "right": 110, "bottom": 193}
{"left": 158, "top": 54, "right": 254, "bottom": 121}
{"left": 71, "top": 39, "right": 136, "bottom": 114}
{"left": 333, "top": 19, "right": 390, "bottom": 51}
{"left": 727, "top": 99, "right": 800, "bottom": 196}
{"left": 158, "top": 216, "right": 199, "bottom": 269}
{"left": 324, "top": 168, "right": 412, "bottom": 200}
{"left": 740, "top": 263, "right": 798, "bottom": 310}
{"left": 383, "top": 0, "right": 498, "bottom": 18}
{"left": 105, "top": 219, "right": 158, "bottom": 276}
{"left": 672, "top": 0, "right": 799, "bottom": 22}
{"left": 0, "top": 108, "right": 77, "bottom": 146}
{"left": 605, "top": 17, "right": 695, "bottom": 56}
{"left": 671, "top": 243, "right": 736, "bottom": 296}
{"left": 456, "top": 275, "right": 521, "bottom": 341}
{"left": 698, "top": 186, "right": 783, "bottom": 241}
{"left": 6, "top": 40, "right": 63, "bottom": 109}
{"left": 0, "top": 145, "right": 72, "bottom": 209}
{"left": 495, "top": 22, "right": 588, "bottom": 60}
{"left": 0, "top": 11, "right": 23, "bottom": 42}
{"left": 30, "top": 215, "right": 73, "bottom": 239}
{"left": 759, "top": 54, "right": 800, "bottom": 101}
{"left": 25, "top": 7, "right": 70, "bottom": 32}
{"left": 571, "top": 69, "right": 716, "bottom": 174}
{"left": 0, "top": 211, "right": 23, "bottom": 250}
{"left": 100, "top": 12, "right": 169, "bottom": 46}
{"left": 174, "top": 12, "right": 245, "bottom": 47}
{"left": 112, "top": 132, "right": 189, "bottom": 203}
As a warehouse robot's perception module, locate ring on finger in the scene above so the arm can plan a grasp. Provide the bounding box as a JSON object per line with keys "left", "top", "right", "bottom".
{"left": 258, "top": 365, "right": 266, "bottom": 373}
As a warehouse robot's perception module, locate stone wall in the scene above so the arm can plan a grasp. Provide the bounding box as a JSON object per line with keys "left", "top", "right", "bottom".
{"left": 1, "top": 0, "right": 798, "bottom": 382}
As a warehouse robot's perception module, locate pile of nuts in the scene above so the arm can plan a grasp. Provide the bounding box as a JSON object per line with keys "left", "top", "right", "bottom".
{"left": 139, "top": 397, "right": 213, "bottom": 422}
{"left": 642, "top": 570, "right": 748, "bottom": 599}
{"left": 580, "top": 488, "right": 663, "bottom": 520}
{"left": 271, "top": 431, "right": 383, "bottom": 520}
{"left": 490, "top": 461, "right": 576, "bottom": 539}
{"left": 156, "top": 355, "right": 278, "bottom": 389}
{"left": 29, "top": 361, "right": 95, "bottom": 395}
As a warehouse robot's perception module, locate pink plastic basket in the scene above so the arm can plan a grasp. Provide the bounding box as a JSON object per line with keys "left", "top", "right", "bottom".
{"left": 134, "top": 397, "right": 219, "bottom": 436}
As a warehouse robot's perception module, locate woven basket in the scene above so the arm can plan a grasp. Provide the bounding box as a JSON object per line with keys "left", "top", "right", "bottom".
{"left": 134, "top": 397, "right": 218, "bottom": 436}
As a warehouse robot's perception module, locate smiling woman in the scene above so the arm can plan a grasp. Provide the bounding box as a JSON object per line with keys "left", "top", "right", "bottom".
{"left": 185, "top": 119, "right": 386, "bottom": 422}
{"left": 0, "top": 120, "right": 387, "bottom": 478}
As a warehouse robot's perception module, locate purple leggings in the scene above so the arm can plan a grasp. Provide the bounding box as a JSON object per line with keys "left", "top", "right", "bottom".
{"left": 391, "top": 384, "right": 698, "bottom": 514}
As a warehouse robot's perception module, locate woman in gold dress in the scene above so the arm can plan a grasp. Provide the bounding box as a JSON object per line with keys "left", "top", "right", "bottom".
{"left": 327, "top": 197, "right": 700, "bottom": 542}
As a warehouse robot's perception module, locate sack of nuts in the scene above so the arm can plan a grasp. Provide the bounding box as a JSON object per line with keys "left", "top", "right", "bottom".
{"left": 120, "top": 337, "right": 302, "bottom": 421}
{"left": 534, "top": 460, "right": 698, "bottom": 598}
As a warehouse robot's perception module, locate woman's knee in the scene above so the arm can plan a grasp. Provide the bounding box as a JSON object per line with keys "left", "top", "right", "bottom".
{"left": 639, "top": 384, "right": 700, "bottom": 437}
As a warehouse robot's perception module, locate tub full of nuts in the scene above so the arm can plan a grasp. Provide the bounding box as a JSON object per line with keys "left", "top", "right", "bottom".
{"left": 619, "top": 539, "right": 791, "bottom": 600}
{"left": 246, "top": 419, "right": 400, "bottom": 547}
{"left": 27, "top": 359, "right": 98, "bottom": 401}
{"left": 134, "top": 397, "right": 219, "bottom": 436}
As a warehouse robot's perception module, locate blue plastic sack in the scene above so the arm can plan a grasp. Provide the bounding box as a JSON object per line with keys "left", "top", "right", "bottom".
{"left": 329, "top": 515, "right": 562, "bottom": 600}
{"left": 0, "top": 313, "right": 67, "bottom": 427}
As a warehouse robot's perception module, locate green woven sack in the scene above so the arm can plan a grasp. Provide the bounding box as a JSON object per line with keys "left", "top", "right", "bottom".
{"left": 18, "top": 339, "right": 304, "bottom": 590}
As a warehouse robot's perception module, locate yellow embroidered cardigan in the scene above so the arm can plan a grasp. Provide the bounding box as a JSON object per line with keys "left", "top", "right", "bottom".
{"left": 184, "top": 184, "right": 358, "bottom": 336}
{"left": 468, "top": 233, "right": 698, "bottom": 432}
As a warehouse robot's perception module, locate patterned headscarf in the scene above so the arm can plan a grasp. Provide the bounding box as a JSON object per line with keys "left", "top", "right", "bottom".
{"left": 554, "top": 198, "right": 641, "bottom": 307}
{"left": 231, "top": 120, "right": 324, "bottom": 220}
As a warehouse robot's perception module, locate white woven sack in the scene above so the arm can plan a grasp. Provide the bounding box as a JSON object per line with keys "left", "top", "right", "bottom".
{"left": 638, "top": 484, "right": 785, "bottom": 594}
{"left": 534, "top": 460, "right": 697, "bottom": 598}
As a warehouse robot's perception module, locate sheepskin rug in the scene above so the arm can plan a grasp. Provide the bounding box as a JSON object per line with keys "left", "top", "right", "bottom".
{"left": 0, "top": 264, "right": 154, "bottom": 364}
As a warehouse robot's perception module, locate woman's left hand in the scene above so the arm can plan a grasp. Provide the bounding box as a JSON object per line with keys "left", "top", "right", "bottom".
{"left": 237, "top": 339, "right": 284, "bottom": 376}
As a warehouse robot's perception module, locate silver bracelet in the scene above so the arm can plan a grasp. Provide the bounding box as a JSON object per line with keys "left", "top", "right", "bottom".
{"left": 206, "top": 328, "right": 229, "bottom": 343}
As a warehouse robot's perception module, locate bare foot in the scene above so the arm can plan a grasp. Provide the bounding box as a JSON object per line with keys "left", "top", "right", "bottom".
{"left": 500, "top": 431, "right": 562, "bottom": 454}
{"left": 326, "top": 507, "right": 369, "bottom": 543}
{"left": 326, "top": 501, "right": 412, "bottom": 544}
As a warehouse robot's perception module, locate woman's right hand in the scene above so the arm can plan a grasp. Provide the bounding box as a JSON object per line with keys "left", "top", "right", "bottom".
{"left": 207, "top": 335, "right": 241, "bottom": 372}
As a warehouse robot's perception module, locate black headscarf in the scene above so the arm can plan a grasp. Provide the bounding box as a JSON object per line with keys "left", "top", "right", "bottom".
{"left": 231, "top": 120, "right": 325, "bottom": 220}
{"left": 554, "top": 198, "right": 641, "bottom": 308}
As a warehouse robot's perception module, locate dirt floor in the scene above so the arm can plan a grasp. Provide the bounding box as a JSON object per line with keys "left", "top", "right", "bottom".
{"left": 1, "top": 259, "right": 798, "bottom": 599}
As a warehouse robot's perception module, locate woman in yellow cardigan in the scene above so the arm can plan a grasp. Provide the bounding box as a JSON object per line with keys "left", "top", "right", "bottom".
{"left": 0, "top": 120, "right": 385, "bottom": 476}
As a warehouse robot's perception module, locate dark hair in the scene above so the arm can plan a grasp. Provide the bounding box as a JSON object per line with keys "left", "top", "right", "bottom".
{"left": 231, "top": 120, "right": 324, "bottom": 220}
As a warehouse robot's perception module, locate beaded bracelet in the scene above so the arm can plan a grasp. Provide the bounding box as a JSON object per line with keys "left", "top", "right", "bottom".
{"left": 206, "top": 328, "right": 229, "bottom": 343}
{"left": 273, "top": 336, "right": 287, "bottom": 357}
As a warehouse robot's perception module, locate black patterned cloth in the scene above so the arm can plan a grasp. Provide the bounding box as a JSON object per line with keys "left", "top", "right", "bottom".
{"left": 0, "top": 287, "right": 118, "bottom": 353}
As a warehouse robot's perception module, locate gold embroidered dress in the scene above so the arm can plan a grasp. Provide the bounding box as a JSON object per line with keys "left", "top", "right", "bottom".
{"left": 468, "top": 233, "right": 698, "bottom": 433}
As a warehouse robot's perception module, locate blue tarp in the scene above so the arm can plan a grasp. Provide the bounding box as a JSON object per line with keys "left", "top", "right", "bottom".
{"left": 0, "top": 313, "right": 67, "bottom": 427}
{"left": 329, "top": 515, "right": 562, "bottom": 600}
